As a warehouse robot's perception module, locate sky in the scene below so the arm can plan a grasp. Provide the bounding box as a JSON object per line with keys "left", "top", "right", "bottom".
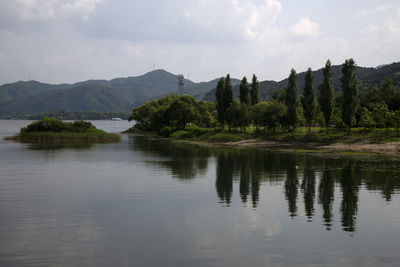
{"left": 0, "top": 0, "right": 399, "bottom": 85}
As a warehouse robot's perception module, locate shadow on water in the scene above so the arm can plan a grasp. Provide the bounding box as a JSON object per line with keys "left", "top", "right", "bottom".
{"left": 132, "top": 135, "right": 400, "bottom": 232}
{"left": 24, "top": 142, "right": 95, "bottom": 150}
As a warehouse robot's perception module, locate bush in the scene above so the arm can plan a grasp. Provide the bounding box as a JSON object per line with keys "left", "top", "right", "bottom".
{"left": 21, "top": 118, "right": 94, "bottom": 133}
{"left": 209, "top": 133, "right": 243, "bottom": 142}
{"left": 170, "top": 130, "right": 193, "bottom": 139}
{"left": 185, "top": 124, "right": 208, "bottom": 137}
{"left": 159, "top": 126, "right": 172, "bottom": 137}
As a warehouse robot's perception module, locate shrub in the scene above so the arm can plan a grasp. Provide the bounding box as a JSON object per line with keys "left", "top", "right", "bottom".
{"left": 170, "top": 130, "right": 193, "bottom": 139}
{"left": 209, "top": 133, "right": 243, "bottom": 142}
{"left": 159, "top": 126, "right": 172, "bottom": 137}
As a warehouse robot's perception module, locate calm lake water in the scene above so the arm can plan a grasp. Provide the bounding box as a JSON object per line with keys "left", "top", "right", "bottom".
{"left": 1, "top": 120, "right": 400, "bottom": 266}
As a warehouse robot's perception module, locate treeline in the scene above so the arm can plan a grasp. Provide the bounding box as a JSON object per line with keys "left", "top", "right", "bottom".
{"left": 130, "top": 58, "right": 400, "bottom": 135}
{"left": 215, "top": 58, "right": 400, "bottom": 133}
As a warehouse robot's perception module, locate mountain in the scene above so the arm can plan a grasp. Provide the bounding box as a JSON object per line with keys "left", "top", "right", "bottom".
{"left": 0, "top": 69, "right": 207, "bottom": 118}
{"left": 202, "top": 62, "right": 400, "bottom": 101}
{"left": 1, "top": 62, "right": 399, "bottom": 118}
{"left": 0, "top": 81, "right": 71, "bottom": 104}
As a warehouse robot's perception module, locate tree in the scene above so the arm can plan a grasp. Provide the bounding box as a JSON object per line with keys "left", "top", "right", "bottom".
{"left": 263, "top": 101, "right": 287, "bottom": 132}
{"left": 224, "top": 74, "right": 234, "bottom": 111}
{"left": 167, "top": 98, "right": 196, "bottom": 130}
{"left": 359, "top": 107, "right": 375, "bottom": 129}
{"left": 371, "top": 102, "right": 391, "bottom": 130}
{"left": 341, "top": 58, "right": 359, "bottom": 133}
{"left": 239, "top": 76, "right": 250, "bottom": 106}
{"left": 285, "top": 68, "right": 298, "bottom": 131}
{"left": 224, "top": 74, "right": 234, "bottom": 128}
{"left": 215, "top": 77, "right": 226, "bottom": 127}
{"left": 319, "top": 60, "right": 335, "bottom": 132}
{"left": 302, "top": 68, "right": 316, "bottom": 132}
{"left": 249, "top": 101, "right": 286, "bottom": 132}
{"left": 226, "top": 101, "right": 249, "bottom": 131}
{"left": 250, "top": 74, "right": 261, "bottom": 106}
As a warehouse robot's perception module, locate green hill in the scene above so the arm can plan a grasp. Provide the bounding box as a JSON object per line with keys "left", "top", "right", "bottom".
{"left": 0, "top": 70, "right": 202, "bottom": 118}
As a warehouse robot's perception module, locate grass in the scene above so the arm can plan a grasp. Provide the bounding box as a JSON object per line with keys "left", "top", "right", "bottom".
{"left": 5, "top": 128, "right": 121, "bottom": 143}
{"left": 163, "top": 125, "right": 400, "bottom": 145}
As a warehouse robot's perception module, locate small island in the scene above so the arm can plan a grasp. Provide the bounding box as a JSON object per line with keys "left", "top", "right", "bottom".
{"left": 4, "top": 118, "right": 121, "bottom": 143}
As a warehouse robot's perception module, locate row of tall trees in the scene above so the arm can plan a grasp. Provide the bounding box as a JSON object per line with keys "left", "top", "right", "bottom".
{"left": 215, "top": 58, "right": 365, "bottom": 133}
{"left": 130, "top": 58, "right": 398, "bottom": 135}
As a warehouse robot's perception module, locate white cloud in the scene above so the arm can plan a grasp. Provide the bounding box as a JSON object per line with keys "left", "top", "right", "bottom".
{"left": 357, "top": 5, "right": 394, "bottom": 17}
{"left": 0, "top": 0, "right": 399, "bottom": 85}
{"left": 290, "top": 17, "right": 320, "bottom": 37}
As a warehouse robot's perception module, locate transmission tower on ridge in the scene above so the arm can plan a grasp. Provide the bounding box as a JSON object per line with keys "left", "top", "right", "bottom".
{"left": 178, "top": 74, "right": 184, "bottom": 94}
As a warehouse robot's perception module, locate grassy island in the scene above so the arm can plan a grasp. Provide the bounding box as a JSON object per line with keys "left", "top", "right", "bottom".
{"left": 5, "top": 118, "right": 121, "bottom": 143}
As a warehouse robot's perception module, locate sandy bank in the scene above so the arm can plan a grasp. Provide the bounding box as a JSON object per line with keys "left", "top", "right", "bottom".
{"left": 220, "top": 139, "right": 400, "bottom": 155}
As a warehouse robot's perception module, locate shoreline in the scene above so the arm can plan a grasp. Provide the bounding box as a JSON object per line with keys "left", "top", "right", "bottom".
{"left": 126, "top": 132, "right": 400, "bottom": 155}
{"left": 217, "top": 139, "right": 400, "bottom": 155}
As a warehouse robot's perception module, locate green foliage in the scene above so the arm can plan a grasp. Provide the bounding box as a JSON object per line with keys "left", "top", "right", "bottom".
{"left": 302, "top": 68, "right": 316, "bottom": 131}
{"left": 371, "top": 102, "right": 392, "bottom": 129}
{"left": 359, "top": 107, "right": 375, "bottom": 128}
{"left": 21, "top": 118, "right": 94, "bottom": 133}
{"left": 332, "top": 107, "right": 345, "bottom": 129}
{"left": 159, "top": 126, "right": 173, "bottom": 137}
{"left": 209, "top": 133, "right": 243, "bottom": 142}
{"left": 285, "top": 69, "right": 298, "bottom": 130}
{"left": 249, "top": 101, "right": 287, "bottom": 131}
{"left": 250, "top": 74, "right": 261, "bottom": 106}
{"left": 215, "top": 74, "right": 234, "bottom": 128}
{"left": 170, "top": 130, "right": 194, "bottom": 139}
{"left": 224, "top": 74, "right": 234, "bottom": 109}
{"left": 129, "top": 94, "right": 216, "bottom": 133}
{"left": 341, "top": 59, "right": 360, "bottom": 132}
{"left": 319, "top": 60, "right": 335, "bottom": 131}
{"left": 226, "top": 101, "right": 249, "bottom": 130}
{"left": 11, "top": 118, "right": 120, "bottom": 143}
{"left": 239, "top": 76, "right": 250, "bottom": 106}
{"left": 215, "top": 77, "right": 226, "bottom": 127}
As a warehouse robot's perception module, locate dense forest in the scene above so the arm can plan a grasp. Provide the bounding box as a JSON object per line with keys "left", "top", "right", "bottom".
{"left": 129, "top": 59, "right": 400, "bottom": 138}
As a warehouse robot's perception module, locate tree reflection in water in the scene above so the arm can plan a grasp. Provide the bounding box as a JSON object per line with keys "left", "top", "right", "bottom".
{"left": 132, "top": 135, "right": 400, "bottom": 232}
{"left": 318, "top": 165, "right": 334, "bottom": 230}
{"left": 302, "top": 161, "right": 316, "bottom": 221}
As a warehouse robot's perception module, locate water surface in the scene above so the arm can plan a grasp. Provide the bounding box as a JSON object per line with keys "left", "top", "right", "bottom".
{"left": 1, "top": 120, "right": 400, "bottom": 266}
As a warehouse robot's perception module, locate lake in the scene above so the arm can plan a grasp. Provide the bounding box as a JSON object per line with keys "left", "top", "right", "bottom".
{"left": 1, "top": 120, "right": 400, "bottom": 266}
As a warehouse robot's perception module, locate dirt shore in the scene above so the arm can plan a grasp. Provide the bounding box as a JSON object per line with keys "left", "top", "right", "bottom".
{"left": 221, "top": 139, "right": 400, "bottom": 155}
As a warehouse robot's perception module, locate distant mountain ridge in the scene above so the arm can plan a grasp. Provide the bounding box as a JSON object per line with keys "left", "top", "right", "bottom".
{"left": 1, "top": 62, "right": 399, "bottom": 118}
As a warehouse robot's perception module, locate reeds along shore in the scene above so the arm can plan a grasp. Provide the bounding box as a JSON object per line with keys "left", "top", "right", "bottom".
{"left": 5, "top": 130, "right": 121, "bottom": 143}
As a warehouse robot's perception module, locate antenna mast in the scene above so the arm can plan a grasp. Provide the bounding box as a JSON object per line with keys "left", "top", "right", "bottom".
{"left": 178, "top": 74, "right": 184, "bottom": 95}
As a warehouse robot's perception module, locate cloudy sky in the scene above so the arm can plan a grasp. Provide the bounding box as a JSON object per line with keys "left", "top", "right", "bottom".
{"left": 0, "top": 0, "right": 399, "bottom": 85}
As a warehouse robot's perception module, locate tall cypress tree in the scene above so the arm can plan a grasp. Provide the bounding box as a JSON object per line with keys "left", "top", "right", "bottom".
{"left": 239, "top": 76, "right": 250, "bottom": 106}
{"left": 250, "top": 74, "right": 261, "bottom": 106}
{"left": 215, "top": 77, "right": 226, "bottom": 127}
{"left": 318, "top": 60, "right": 335, "bottom": 133}
{"left": 285, "top": 68, "right": 298, "bottom": 131}
{"left": 224, "top": 74, "right": 234, "bottom": 109}
{"left": 224, "top": 74, "right": 234, "bottom": 128}
{"left": 341, "top": 59, "right": 359, "bottom": 133}
{"left": 302, "top": 68, "right": 316, "bottom": 132}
